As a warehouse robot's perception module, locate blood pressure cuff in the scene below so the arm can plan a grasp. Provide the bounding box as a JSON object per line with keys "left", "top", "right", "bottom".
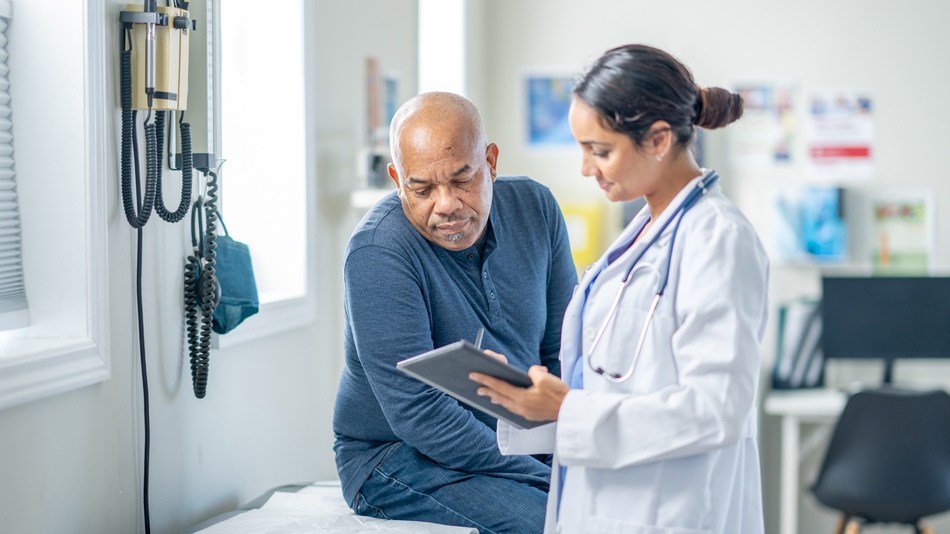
{"left": 211, "top": 233, "right": 259, "bottom": 335}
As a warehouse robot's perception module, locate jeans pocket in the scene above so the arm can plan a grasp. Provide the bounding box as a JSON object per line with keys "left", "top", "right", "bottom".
{"left": 379, "top": 441, "right": 403, "bottom": 465}
{"left": 353, "top": 491, "right": 391, "bottom": 520}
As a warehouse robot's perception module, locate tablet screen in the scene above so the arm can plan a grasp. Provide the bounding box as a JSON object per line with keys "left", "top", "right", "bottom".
{"left": 396, "top": 340, "right": 548, "bottom": 429}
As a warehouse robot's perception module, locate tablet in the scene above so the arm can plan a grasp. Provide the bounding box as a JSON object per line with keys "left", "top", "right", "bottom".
{"left": 396, "top": 340, "right": 548, "bottom": 429}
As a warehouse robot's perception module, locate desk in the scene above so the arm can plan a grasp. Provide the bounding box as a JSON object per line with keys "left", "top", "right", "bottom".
{"left": 764, "top": 388, "right": 848, "bottom": 534}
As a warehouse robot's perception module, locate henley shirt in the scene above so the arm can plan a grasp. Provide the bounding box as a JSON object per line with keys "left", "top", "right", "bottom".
{"left": 333, "top": 176, "right": 577, "bottom": 505}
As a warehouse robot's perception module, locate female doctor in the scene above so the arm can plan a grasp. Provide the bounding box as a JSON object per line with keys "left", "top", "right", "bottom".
{"left": 471, "top": 44, "right": 769, "bottom": 534}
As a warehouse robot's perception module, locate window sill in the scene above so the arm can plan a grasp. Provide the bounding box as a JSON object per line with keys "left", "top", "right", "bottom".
{"left": 212, "top": 295, "right": 316, "bottom": 349}
{"left": 0, "top": 337, "right": 109, "bottom": 410}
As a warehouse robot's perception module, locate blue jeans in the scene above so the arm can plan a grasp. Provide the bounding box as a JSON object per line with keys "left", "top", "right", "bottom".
{"left": 352, "top": 442, "right": 548, "bottom": 534}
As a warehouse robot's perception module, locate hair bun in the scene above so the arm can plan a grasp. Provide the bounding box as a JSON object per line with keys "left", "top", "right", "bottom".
{"left": 694, "top": 87, "right": 744, "bottom": 129}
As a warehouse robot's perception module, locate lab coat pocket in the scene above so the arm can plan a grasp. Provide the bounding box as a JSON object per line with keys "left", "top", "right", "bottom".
{"left": 583, "top": 516, "right": 711, "bottom": 534}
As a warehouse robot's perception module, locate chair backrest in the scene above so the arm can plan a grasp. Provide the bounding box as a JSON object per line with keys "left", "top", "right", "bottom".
{"left": 811, "top": 386, "right": 950, "bottom": 524}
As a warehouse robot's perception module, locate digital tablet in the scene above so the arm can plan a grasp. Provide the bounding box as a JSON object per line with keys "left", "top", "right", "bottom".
{"left": 396, "top": 340, "right": 547, "bottom": 429}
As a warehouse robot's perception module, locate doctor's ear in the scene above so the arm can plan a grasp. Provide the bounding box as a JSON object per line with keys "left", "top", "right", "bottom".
{"left": 647, "top": 121, "right": 673, "bottom": 160}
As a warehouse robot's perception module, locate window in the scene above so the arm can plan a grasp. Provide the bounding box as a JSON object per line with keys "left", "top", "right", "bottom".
{"left": 0, "top": 0, "right": 28, "bottom": 332}
{"left": 418, "top": 0, "right": 466, "bottom": 95}
{"left": 0, "top": 0, "right": 110, "bottom": 410}
{"left": 214, "top": 0, "right": 314, "bottom": 347}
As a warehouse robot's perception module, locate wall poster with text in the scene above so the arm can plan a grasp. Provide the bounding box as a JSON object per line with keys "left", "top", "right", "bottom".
{"left": 730, "top": 82, "right": 795, "bottom": 169}
{"left": 804, "top": 88, "right": 874, "bottom": 180}
{"left": 871, "top": 194, "right": 933, "bottom": 275}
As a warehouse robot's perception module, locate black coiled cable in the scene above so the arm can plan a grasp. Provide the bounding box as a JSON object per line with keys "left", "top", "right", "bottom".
{"left": 120, "top": 33, "right": 156, "bottom": 229}
{"left": 121, "top": 29, "right": 193, "bottom": 228}
{"left": 154, "top": 111, "right": 193, "bottom": 222}
{"left": 119, "top": 25, "right": 196, "bottom": 534}
{"left": 184, "top": 171, "right": 219, "bottom": 399}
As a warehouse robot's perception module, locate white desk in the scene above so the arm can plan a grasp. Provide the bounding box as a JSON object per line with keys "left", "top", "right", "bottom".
{"left": 764, "top": 388, "right": 848, "bottom": 534}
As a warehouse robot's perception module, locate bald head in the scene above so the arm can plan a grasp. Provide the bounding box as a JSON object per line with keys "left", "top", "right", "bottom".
{"left": 385, "top": 92, "right": 499, "bottom": 252}
{"left": 389, "top": 92, "right": 488, "bottom": 172}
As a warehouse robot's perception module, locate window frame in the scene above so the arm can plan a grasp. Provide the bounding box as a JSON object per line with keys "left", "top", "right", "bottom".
{"left": 210, "top": 0, "right": 315, "bottom": 349}
{"left": 0, "top": 0, "right": 110, "bottom": 410}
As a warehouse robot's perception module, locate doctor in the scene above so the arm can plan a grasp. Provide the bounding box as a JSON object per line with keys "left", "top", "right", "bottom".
{"left": 471, "top": 44, "right": 769, "bottom": 534}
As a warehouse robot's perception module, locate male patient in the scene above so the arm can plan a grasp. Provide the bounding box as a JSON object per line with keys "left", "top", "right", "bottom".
{"left": 332, "top": 92, "right": 577, "bottom": 533}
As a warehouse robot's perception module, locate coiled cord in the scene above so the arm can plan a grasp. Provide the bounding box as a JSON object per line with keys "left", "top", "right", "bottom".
{"left": 154, "top": 111, "right": 193, "bottom": 222}
{"left": 120, "top": 34, "right": 156, "bottom": 229}
{"left": 184, "top": 253, "right": 201, "bottom": 383}
{"left": 184, "top": 171, "right": 219, "bottom": 399}
{"left": 120, "top": 25, "right": 195, "bottom": 533}
{"left": 120, "top": 29, "right": 193, "bottom": 229}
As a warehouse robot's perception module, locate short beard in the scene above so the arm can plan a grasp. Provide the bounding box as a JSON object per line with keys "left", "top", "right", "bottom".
{"left": 432, "top": 214, "right": 469, "bottom": 243}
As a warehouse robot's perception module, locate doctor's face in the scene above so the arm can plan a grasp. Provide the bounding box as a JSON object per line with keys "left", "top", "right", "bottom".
{"left": 568, "top": 97, "right": 658, "bottom": 203}
{"left": 389, "top": 119, "right": 499, "bottom": 251}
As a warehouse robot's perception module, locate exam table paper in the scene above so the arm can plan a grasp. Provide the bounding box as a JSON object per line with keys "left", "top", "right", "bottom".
{"left": 194, "top": 484, "right": 478, "bottom": 533}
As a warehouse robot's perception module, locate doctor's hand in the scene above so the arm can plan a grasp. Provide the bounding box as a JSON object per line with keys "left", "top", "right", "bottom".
{"left": 470, "top": 350, "right": 569, "bottom": 422}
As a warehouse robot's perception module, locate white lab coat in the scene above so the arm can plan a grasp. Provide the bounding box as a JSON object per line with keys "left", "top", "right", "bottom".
{"left": 498, "top": 173, "right": 769, "bottom": 534}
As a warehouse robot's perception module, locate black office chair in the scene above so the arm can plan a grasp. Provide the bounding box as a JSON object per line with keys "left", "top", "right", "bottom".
{"left": 810, "top": 386, "right": 950, "bottom": 534}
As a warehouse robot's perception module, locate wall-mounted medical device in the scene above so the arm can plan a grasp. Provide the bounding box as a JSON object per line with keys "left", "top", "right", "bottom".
{"left": 119, "top": 0, "right": 221, "bottom": 401}
{"left": 118, "top": 2, "right": 225, "bottom": 531}
{"left": 120, "top": 1, "right": 194, "bottom": 111}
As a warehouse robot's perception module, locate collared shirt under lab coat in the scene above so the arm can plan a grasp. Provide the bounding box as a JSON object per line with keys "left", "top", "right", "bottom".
{"left": 498, "top": 173, "right": 769, "bottom": 534}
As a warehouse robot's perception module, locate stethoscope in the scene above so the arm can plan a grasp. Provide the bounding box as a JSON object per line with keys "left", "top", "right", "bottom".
{"left": 585, "top": 171, "right": 720, "bottom": 382}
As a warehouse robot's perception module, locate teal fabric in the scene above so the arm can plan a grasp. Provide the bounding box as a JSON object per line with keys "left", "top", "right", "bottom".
{"left": 211, "top": 234, "right": 259, "bottom": 335}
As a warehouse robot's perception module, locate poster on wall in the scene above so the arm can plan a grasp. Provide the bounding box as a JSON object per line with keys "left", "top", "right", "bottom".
{"left": 730, "top": 82, "right": 795, "bottom": 169}
{"left": 772, "top": 186, "right": 847, "bottom": 264}
{"left": 804, "top": 88, "right": 874, "bottom": 180}
{"left": 871, "top": 194, "right": 933, "bottom": 276}
{"left": 560, "top": 203, "right": 604, "bottom": 270}
{"left": 525, "top": 73, "right": 576, "bottom": 148}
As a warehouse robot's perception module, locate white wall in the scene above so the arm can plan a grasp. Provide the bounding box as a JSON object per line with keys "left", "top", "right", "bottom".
{"left": 312, "top": 2, "right": 418, "bottom": 388}
{"left": 3, "top": 1, "right": 947, "bottom": 533}
{"left": 0, "top": 1, "right": 416, "bottom": 533}
{"left": 473, "top": 1, "right": 950, "bottom": 533}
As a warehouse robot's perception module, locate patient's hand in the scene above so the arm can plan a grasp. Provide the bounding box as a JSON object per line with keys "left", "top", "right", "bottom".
{"left": 482, "top": 349, "right": 508, "bottom": 364}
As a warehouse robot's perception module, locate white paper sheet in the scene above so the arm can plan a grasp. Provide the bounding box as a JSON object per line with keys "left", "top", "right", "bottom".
{"left": 194, "top": 484, "right": 478, "bottom": 534}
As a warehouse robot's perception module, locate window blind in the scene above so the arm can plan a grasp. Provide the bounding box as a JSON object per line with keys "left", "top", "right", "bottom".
{"left": 0, "top": 3, "right": 29, "bottom": 331}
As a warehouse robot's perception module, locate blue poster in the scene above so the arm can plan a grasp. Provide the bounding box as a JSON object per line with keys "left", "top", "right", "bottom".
{"left": 801, "top": 186, "right": 846, "bottom": 262}
{"left": 527, "top": 76, "right": 575, "bottom": 146}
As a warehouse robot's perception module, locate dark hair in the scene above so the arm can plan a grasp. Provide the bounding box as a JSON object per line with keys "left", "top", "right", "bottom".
{"left": 573, "top": 44, "right": 743, "bottom": 150}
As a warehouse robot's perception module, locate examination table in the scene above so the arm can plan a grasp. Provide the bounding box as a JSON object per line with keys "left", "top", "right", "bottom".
{"left": 182, "top": 481, "right": 478, "bottom": 533}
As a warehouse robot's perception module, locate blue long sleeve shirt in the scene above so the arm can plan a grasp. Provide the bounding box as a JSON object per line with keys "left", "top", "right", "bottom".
{"left": 333, "top": 176, "right": 578, "bottom": 505}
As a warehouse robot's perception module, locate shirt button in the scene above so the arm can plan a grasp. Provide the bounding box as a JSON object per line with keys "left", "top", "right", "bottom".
{"left": 584, "top": 327, "right": 595, "bottom": 338}
{"left": 468, "top": 253, "right": 475, "bottom": 260}
{"left": 483, "top": 271, "right": 488, "bottom": 278}
{"left": 490, "top": 291, "right": 496, "bottom": 299}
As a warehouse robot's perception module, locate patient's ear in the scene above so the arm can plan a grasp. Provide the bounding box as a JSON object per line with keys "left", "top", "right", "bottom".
{"left": 485, "top": 143, "right": 499, "bottom": 182}
{"left": 388, "top": 163, "right": 400, "bottom": 188}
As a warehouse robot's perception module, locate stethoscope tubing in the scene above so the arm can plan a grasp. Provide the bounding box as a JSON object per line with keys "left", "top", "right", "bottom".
{"left": 585, "top": 171, "right": 720, "bottom": 383}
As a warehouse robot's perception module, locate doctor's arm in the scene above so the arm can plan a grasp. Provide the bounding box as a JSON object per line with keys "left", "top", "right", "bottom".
{"left": 555, "top": 217, "right": 769, "bottom": 470}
